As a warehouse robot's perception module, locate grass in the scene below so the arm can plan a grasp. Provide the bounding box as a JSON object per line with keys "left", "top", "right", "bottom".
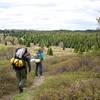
{"left": 12, "top": 92, "right": 30, "bottom": 100}
{"left": 0, "top": 44, "right": 8, "bottom": 51}
{"left": 12, "top": 54, "right": 100, "bottom": 100}
{"left": 0, "top": 60, "right": 9, "bottom": 66}
{"left": 0, "top": 47, "right": 100, "bottom": 100}
{"left": 13, "top": 71, "right": 100, "bottom": 100}
{"left": 0, "top": 60, "right": 17, "bottom": 98}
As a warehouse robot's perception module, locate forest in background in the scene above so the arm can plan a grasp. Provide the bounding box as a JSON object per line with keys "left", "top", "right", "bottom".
{"left": 0, "top": 29, "right": 100, "bottom": 54}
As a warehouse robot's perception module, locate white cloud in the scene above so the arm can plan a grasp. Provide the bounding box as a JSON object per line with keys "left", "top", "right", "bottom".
{"left": 0, "top": 0, "right": 100, "bottom": 30}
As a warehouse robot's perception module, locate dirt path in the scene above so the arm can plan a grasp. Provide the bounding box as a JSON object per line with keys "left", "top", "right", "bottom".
{"left": 1, "top": 76, "right": 45, "bottom": 100}
{"left": 29, "top": 76, "right": 45, "bottom": 90}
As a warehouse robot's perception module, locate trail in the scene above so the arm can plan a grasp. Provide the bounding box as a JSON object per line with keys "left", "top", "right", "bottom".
{"left": 1, "top": 76, "right": 45, "bottom": 100}
{"left": 29, "top": 76, "right": 45, "bottom": 90}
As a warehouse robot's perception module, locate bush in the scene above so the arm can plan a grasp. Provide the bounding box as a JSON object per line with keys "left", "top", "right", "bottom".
{"left": 47, "top": 47, "right": 53, "bottom": 56}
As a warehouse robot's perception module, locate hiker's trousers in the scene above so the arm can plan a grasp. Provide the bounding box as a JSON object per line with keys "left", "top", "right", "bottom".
{"left": 35, "top": 62, "right": 43, "bottom": 76}
{"left": 15, "top": 68, "right": 27, "bottom": 88}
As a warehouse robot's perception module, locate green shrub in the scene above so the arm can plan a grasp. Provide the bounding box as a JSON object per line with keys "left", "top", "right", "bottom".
{"left": 47, "top": 47, "right": 53, "bottom": 56}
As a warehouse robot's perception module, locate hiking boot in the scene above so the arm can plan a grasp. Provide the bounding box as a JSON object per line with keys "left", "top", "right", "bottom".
{"left": 19, "top": 86, "right": 23, "bottom": 93}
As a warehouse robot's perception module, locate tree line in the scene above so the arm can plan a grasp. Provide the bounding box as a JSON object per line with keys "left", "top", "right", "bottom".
{"left": 0, "top": 30, "right": 100, "bottom": 54}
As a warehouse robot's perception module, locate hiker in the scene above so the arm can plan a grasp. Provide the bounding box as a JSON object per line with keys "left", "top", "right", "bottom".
{"left": 11, "top": 47, "right": 31, "bottom": 93}
{"left": 31, "top": 47, "right": 44, "bottom": 77}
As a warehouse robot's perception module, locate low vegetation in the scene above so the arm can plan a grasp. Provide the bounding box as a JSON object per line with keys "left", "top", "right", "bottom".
{"left": 0, "top": 60, "right": 17, "bottom": 98}
{"left": 13, "top": 54, "right": 100, "bottom": 100}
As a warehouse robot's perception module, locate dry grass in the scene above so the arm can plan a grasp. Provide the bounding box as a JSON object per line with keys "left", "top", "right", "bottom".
{"left": 0, "top": 61, "right": 17, "bottom": 98}
{"left": 29, "top": 46, "right": 75, "bottom": 57}
{"left": 51, "top": 46, "right": 75, "bottom": 56}
{"left": 0, "top": 45, "right": 100, "bottom": 99}
{"left": 44, "top": 54, "right": 100, "bottom": 76}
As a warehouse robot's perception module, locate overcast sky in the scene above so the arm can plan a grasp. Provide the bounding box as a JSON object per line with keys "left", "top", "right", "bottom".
{"left": 0, "top": 0, "right": 100, "bottom": 30}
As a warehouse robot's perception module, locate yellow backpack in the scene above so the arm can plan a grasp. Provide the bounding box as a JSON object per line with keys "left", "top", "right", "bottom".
{"left": 10, "top": 58, "right": 25, "bottom": 67}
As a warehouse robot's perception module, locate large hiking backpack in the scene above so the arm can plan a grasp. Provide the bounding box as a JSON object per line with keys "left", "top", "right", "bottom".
{"left": 40, "top": 50, "right": 44, "bottom": 61}
{"left": 10, "top": 48, "right": 26, "bottom": 67}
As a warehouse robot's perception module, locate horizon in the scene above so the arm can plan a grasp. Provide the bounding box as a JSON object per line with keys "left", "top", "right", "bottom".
{"left": 0, "top": 28, "right": 98, "bottom": 31}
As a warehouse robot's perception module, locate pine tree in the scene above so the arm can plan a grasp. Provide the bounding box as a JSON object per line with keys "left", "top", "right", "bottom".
{"left": 47, "top": 47, "right": 53, "bottom": 56}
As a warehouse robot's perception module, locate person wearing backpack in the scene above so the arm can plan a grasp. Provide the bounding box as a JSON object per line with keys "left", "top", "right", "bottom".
{"left": 11, "top": 47, "right": 31, "bottom": 93}
{"left": 33, "top": 47, "right": 44, "bottom": 77}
